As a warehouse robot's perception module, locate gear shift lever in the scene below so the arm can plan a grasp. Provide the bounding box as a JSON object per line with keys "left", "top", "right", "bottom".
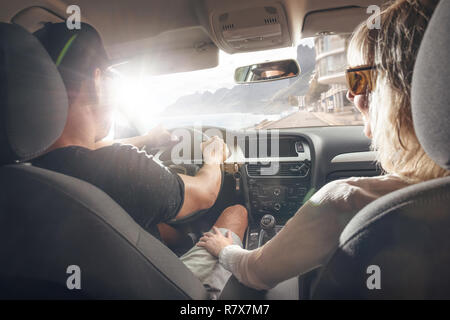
{"left": 259, "top": 214, "right": 276, "bottom": 246}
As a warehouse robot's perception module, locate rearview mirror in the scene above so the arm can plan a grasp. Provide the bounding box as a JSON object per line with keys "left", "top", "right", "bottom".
{"left": 234, "top": 59, "right": 300, "bottom": 84}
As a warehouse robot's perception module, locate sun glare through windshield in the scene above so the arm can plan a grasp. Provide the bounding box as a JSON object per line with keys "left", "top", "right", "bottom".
{"left": 112, "top": 35, "right": 363, "bottom": 132}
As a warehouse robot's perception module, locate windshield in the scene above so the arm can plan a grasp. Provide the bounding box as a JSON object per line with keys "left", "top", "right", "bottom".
{"left": 112, "top": 35, "right": 363, "bottom": 132}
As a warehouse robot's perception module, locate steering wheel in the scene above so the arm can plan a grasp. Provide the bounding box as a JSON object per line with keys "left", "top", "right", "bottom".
{"left": 148, "top": 127, "right": 225, "bottom": 225}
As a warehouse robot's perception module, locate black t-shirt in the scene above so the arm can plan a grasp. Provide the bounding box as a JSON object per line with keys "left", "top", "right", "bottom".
{"left": 32, "top": 143, "right": 185, "bottom": 240}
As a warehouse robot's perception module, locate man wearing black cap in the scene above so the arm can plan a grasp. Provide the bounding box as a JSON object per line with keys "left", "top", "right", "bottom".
{"left": 31, "top": 22, "right": 248, "bottom": 251}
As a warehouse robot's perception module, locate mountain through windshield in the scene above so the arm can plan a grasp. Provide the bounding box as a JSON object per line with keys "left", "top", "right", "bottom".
{"left": 112, "top": 35, "right": 363, "bottom": 132}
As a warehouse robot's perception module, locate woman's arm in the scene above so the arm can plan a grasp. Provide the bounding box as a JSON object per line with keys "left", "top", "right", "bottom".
{"left": 198, "top": 181, "right": 362, "bottom": 290}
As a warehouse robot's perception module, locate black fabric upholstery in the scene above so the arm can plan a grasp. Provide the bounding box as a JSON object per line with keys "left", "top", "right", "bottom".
{"left": 0, "top": 165, "right": 208, "bottom": 299}
{"left": 0, "top": 23, "right": 68, "bottom": 165}
{"left": 0, "top": 22, "right": 208, "bottom": 299}
{"left": 411, "top": 0, "right": 450, "bottom": 170}
{"left": 312, "top": 176, "right": 450, "bottom": 299}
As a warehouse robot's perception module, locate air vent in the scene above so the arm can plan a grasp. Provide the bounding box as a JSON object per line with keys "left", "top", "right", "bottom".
{"left": 264, "top": 17, "right": 278, "bottom": 25}
{"left": 246, "top": 163, "right": 264, "bottom": 176}
{"left": 222, "top": 23, "right": 235, "bottom": 31}
{"left": 246, "top": 161, "right": 310, "bottom": 178}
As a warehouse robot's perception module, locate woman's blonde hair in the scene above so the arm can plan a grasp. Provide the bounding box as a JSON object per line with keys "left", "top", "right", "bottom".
{"left": 348, "top": 0, "right": 449, "bottom": 182}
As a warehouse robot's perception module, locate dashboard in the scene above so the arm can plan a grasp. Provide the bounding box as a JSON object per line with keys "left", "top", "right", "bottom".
{"left": 226, "top": 126, "right": 380, "bottom": 249}
{"left": 153, "top": 125, "right": 381, "bottom": 249}
{"left": 242, "top": 135, "right": 312, "bottom": 223}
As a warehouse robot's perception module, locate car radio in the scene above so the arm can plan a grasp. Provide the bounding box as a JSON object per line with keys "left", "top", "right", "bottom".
{"left": 247, "top": 175, "right": 310, "bottom": 220}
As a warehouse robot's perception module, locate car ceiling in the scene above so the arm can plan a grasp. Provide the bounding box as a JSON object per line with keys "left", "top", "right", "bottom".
{"left": 1, "top": 0, "right": 387, "bottom": 75}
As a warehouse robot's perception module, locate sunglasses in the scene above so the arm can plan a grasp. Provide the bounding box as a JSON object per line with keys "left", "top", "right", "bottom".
{"left": 345, "top": 65, "right": 377, "bottom": 96}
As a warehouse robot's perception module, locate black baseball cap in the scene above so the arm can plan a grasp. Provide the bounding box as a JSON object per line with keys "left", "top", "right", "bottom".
{"left": 33, "top": 22, "right": 112, "bottom": 91}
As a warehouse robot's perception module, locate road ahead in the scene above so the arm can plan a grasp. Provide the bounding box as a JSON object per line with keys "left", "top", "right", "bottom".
{"left": 256, "top": 109, "right": 363, "bottom": 129}
{"left": 258, "top": 111, "right": 329, "bottom": 129}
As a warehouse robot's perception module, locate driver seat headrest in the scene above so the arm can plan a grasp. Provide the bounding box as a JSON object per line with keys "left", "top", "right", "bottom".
{"left": 411, "top": 0, "right": 450, "bottom": 170}
{"left": 0, "top": 23, "right": 68, "bottom": 165}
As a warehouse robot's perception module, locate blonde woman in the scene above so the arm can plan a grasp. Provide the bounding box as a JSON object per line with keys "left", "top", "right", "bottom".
{"left": 197, "top": 0, "right": 449, "bottom": 291}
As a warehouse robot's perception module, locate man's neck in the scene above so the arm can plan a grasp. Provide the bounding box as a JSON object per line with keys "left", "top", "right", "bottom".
{"left": 48, "top": 103, "right": 97, "bottom": 151}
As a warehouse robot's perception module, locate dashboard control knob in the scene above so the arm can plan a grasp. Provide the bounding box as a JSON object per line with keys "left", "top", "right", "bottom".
{"left": 273, "top": 202, "right": 281, "bottom": 211}
{"left": 273, "top": 188, "right": 281, "bottom": 196}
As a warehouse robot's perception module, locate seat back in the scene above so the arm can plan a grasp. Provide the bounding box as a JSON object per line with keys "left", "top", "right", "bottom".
{"left": 312, "top": 0, "right": 450, "bottom": 299}
{"left": 311, "top": 177, "right": 450, "bottom": 299}
{"left": 0, "top": 165, "right": 208, "bottom": 299}
{"left": 0, "top": 23, "right": 207, "bottom": 299}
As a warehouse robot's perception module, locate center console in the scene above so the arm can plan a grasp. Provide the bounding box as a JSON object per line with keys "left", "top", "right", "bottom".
{"left": 242, "top": 136, "right": 312, "bottom": 249}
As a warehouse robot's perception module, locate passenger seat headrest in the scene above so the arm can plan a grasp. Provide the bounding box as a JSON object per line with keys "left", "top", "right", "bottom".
{"left": 411, "top": 0, "right": 450, "bottom": 170}
{"left": 0, "top": 23, "right": 68, "bottom": 165}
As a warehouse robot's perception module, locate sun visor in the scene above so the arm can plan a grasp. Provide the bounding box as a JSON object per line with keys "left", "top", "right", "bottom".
{"left": 10, "top": 6, "right": 65, "bottom": 33}
{"left": 302, "top": 7, "right": 369, "bottom": 38}
{"left": 108, "top": 27, "right": 219, "bottom": 76}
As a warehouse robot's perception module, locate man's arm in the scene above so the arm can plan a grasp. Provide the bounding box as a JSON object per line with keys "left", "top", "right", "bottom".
{"left": 94, "top": 124, "right": 174, "bottom": 149}
{"left": 177, "top": 164, "right": 221, "bottom": 217}
{"left": 174, "top": 136, "right": 228, "bottom": 219}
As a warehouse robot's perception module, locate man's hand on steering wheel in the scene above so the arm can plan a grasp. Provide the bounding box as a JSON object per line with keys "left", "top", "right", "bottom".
{"left": 93, "top": 124, "right": 178, "bottom": 150}
{"left": 167, "top": 134, "right": 228, "bottom": 225}
{"left": 201, "top": 136, "right": 229, "bottom": 165}
{"left": 144, "top": 124, "right": 179, "bottom": 148}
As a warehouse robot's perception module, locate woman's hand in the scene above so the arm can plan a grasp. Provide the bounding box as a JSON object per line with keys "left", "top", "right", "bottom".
{"left": 197, "top": 226, "right": 234, "bottom": 257}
